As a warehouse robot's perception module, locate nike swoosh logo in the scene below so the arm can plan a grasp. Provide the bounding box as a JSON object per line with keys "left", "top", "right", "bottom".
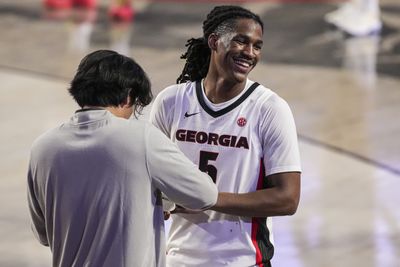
{"left": 184, "top": 111, "right": 200, "bottom": 118}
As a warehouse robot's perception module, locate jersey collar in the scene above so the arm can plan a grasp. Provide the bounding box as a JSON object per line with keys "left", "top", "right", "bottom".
{"left": 195, "top": 80, "right": 259, "bottom": 118}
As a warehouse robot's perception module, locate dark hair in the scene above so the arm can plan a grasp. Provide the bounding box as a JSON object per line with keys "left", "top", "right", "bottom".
{"left": 69, "top": 50, "right": 152, "bottom": 116}
{"left": 177, "top": 5, "right": 264, "bottom": 83}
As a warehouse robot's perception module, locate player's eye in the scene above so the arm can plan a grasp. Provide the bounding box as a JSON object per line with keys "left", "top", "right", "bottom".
{"left": 254, "top": 42, "right": 263, "bottom": 51}
{"left": 233, "top": 37, "right": 246, "bottom": 45}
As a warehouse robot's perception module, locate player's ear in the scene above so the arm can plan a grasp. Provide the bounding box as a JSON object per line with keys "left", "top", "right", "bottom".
{"left": 208, "top": 33, "right": 218, "bottom": 51}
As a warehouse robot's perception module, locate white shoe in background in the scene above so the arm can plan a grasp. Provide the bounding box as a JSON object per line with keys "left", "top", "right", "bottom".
{"left": 325, "top": 3, "right": 356, "bottom": 25}
{"left": 325, "top": 3, "right": 382, "bottom": 36}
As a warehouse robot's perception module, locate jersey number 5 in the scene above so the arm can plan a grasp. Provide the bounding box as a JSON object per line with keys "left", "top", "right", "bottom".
{"left": 199, "top": 150, "right": 219, "bottom": 183}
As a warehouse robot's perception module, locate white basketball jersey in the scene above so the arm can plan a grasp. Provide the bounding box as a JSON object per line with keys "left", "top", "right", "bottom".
{"left": 150, "top": 79, "right": 301, "bottom": 267}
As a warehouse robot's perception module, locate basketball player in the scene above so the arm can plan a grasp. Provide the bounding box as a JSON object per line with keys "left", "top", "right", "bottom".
{"left": 27, "top": 50, "right": 219, "bottom": 267}
{"left": 150, "top": 5, "right": 302, "bottom": 267}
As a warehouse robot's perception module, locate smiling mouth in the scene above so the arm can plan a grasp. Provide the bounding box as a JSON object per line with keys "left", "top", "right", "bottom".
{"left": 233, "top": 57, "right": 254, "bottom": 73}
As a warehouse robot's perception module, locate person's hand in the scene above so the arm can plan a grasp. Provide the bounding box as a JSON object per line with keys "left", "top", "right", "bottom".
{"left": 171, "top": 205, "right": 202, "bottom": 214}
{"left": 164, "top": 211, "right": 171, "bottom": 220}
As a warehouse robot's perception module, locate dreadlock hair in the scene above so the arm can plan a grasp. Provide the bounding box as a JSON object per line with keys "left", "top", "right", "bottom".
{"left": 177, "top": 5, "right": 264, "bottom": 83}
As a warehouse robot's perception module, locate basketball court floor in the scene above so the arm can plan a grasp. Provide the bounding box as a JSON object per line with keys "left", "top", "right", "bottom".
{"left": 1, "top": 0, "right": 399, "bottom": 266}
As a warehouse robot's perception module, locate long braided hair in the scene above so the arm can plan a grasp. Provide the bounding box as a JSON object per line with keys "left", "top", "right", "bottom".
{"left": 176, "top": 5, "right": 264, "bottom": 83}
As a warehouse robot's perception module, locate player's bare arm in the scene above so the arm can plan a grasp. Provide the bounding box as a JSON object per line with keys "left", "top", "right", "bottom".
{"left": 210, "top": 172, "right": 300, "bottom": 218}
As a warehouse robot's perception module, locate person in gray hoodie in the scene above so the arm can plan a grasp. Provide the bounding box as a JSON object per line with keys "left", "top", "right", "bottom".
{"left": 27, "top": 49, "right": 219, "bottom": 267}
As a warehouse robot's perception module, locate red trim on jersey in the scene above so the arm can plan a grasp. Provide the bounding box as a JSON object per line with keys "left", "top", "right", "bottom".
{"left": 251, "top": 159, "right": 265, "bottom": 267}
{"left": 251, "top": 218, "right": 264, "bottom": 266}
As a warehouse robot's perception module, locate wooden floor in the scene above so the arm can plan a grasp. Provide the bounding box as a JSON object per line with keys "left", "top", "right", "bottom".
{"left": 1, "top": 0, "right": 399, "bottom": 266}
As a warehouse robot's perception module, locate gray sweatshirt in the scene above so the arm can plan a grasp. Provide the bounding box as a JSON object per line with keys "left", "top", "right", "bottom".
{"left": 28, "top": 110, "right": 217, "bottom": 267}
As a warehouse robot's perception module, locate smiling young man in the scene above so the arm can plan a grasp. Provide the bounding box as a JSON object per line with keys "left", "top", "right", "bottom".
{"left": 150, "top": 6, "right": 302, "bottom": 267}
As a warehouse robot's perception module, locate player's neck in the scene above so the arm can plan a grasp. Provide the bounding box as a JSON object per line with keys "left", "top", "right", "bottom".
{"left": 203, "top": 76, "right": 247, "bottom": 104}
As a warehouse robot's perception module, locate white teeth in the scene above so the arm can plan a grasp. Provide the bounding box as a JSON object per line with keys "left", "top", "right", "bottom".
{"left": 234, "top": 59, "right": 250, "bottom": 68}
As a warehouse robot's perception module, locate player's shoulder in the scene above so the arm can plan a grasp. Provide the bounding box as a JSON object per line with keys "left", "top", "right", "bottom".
{"left": 153, "top": 81, "right": 195, "bottom": 109}
{"left": 156, "top": 83, "right": 179, "bottom": 99}
{"left": 252, "top": 81, "right": 290, "bottom": 110}
{"left": 156, "top": 81, "right": 194, "bottom": 100}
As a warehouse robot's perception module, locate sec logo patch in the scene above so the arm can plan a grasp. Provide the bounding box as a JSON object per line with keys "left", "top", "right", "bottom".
{"left": 237, "top": 117, "right": 247, "bottom": 127}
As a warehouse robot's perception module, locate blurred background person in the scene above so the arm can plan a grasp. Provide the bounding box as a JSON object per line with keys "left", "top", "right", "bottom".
{"left": 43, "top": 0, "right": 134, "bottom": 21}
{"left": 324, "top": 0, "right": 382, "bottom": 36}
